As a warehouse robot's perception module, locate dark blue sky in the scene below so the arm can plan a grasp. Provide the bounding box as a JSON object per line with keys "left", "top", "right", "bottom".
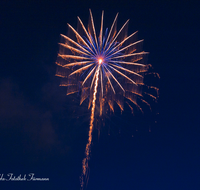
{"left": 0, "top": 0, "right": 200, "bottom": 190}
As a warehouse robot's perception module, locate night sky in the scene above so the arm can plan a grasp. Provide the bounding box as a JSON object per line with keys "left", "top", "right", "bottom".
{"left": 1, "top": 0, "right": 200, "bottom": 190}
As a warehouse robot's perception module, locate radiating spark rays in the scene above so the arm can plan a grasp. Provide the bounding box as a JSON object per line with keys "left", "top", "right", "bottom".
{"left": 62, "top": 61, "right": 92, "bottom": 67}
{"left": 104, "top": 13, "right": 118, "bottom": 50}
{"left": 126, "top": 90, "right": 143, "bottom": 97}
{"left": 140, "top": 98, "right": 152, "bottom": 111}
{"left": 109, "top": 63, "right": 143, "bottom": 78}
{"left": 105, "top": 19, "right": 129, "bottom": 53}
{"left": 77, "top": 17, "right": 97, "bottom": 54}
{"left": 103, "top": 66, "right": 116, "bottom": 93}
{"left": 115, "top": 100, "right": 124, "bottom": 111}
{"left": 60, "top": 34, "right": 92, "bottom": 55}
{"left": 107, "top": 39, "right": 144, "bottom": 57}
{"left": 100, "top": 68, "right": 103, "bottom": 97}
{"left": 82, "top": 66, "right": 97, "bottom": 86}
{"left": 144, "top": 92, "right": 157, "bottom": 100}
{"left": 58, "top": 54, "right": 89, "bottom": 60}
{"left": 55, "top": 74, "right": 66, "bottom": 78}
{"left": 126, "top": 96, "right": 143, "bottom": 113}
{"left": 108, "top": 101, "right": 114, "bottom": 112}
{"left": 110, "top": 51, "right": 149, "bottom": 59}
{"left": 67, "top": 90, "right": 79, "bottom": 95}
{"left": 59, "top": 43, "right": 90, "bottom": 56}
{"left": 126, "top": 101, "right": 134, "bottom": 114}
{"left": 67, "top": 24, "right": 95, "bottom": 54}
{"left": 104, "top": 66, "right": 125, "bottom": 93}
{"left": 108, "top": 31, "right": 138, "bottom": 53}
{"left": 81, "top": 65, "right": 100, "bottom": 189}
{"left": 69, "top": 63, "right": 94, "bottom": 76}
{"left": 89, "top": 9, "right": 99, "bottom": 51}
{"left": 107, "top": 64, "right": 138, "bottom": 85}
{"left": 99, "top": 11, "right": 104, "bottom": 49}
{"left": 110, "top": 60, "right": 145, "bottom": 66}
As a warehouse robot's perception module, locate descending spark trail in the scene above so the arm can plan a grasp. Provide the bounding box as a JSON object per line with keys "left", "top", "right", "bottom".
{"left": 81, "top": 65, "right": 100, "bottom": 188}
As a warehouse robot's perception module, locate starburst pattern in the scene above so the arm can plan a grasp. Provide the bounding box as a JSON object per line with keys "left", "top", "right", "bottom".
{"left": 55, "top": 10, "right": 156, "bottom": 116}
{"left": 56, "top": 10, "right": 159, "bottom": 189}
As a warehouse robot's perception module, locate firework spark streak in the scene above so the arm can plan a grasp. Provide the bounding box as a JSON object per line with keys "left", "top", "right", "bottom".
{"left": 56, "top": 9, "right": 159, "bottom": 189}
{"left": 81, "top": 65, "right": 100, "bottom": 188}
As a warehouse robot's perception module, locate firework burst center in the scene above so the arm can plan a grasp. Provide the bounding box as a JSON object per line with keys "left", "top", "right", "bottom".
{"left": 98, "top": 57, "right": 103, "bottom": 65}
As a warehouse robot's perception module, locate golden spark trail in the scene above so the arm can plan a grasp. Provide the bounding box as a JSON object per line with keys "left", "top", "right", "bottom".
{"left": 81, "top": 65, "right": 100, "bottom": 188}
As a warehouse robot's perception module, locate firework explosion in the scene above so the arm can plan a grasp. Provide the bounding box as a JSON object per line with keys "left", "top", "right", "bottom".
{"left": 56, "top": 10, "right": 158, "bottom": 189}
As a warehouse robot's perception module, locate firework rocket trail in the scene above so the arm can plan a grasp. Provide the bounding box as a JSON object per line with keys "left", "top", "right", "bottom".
{"left": 81, "top": 65, "right": 100, "bottom": 188}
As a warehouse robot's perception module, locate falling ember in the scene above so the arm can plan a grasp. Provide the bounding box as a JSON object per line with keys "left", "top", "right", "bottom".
{"left": 55, "top": 9, "right": 159, "bottom": 189}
